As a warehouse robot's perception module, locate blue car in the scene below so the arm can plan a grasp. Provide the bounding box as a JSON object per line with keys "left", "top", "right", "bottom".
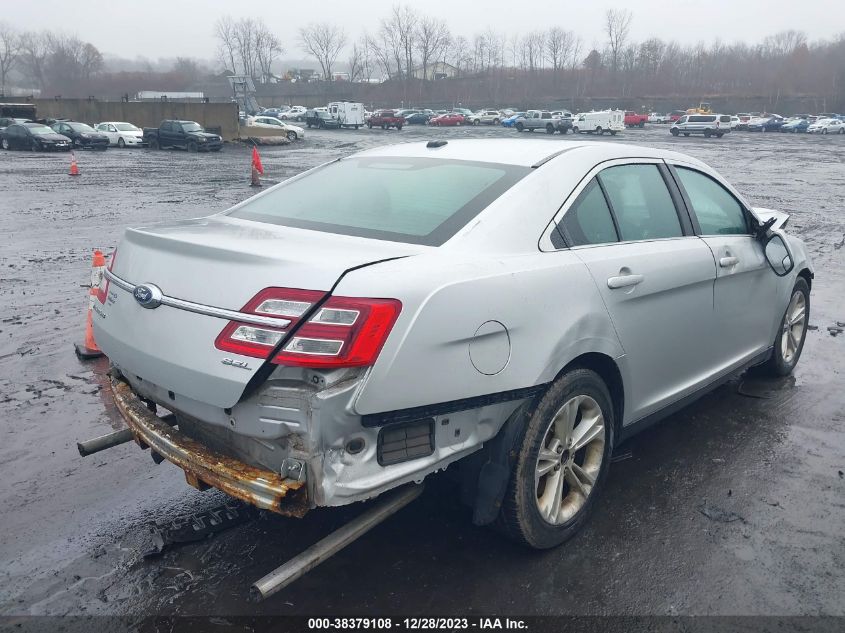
{"left": 748, "top": 115, "right": 785, "bottom": 132}
{"left": 781, "top": 118, "right": 809, "bottom": 133}
{"left": 501, "top": 112, "right": 526, "bottom": 127}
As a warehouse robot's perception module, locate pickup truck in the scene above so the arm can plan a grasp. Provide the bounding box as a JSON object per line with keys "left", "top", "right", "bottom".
{"left": 514, "top": 110, "right": 572, "bottom": 134}
{"left": 624, "top": 111, "right": 648, "bottom": 128}
{"left": 143, "top": 120, "right": 222, "bottom": 152}
{"left": 367, "top": 110, "right": 405, "bottom": 130}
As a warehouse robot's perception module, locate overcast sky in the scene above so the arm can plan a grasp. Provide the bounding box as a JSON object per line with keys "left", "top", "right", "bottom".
{"left": 8, "top": 0, "right": 842, "bottom": 62}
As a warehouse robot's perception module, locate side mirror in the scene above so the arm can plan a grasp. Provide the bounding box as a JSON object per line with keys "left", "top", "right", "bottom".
{"left": 764, "top": 232, "right": 794, "bottom": 276}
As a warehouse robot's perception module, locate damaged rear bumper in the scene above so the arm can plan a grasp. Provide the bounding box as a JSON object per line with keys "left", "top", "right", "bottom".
{"left": 110, "top": 378, "right": 308, "bottom": 516}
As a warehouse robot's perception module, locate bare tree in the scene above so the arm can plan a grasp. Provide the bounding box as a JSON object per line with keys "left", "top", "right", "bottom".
{"left": 0, "top": 21, "right": 20, "bottom": 94}
{"left": 214, "top": 16, "right": 238, "bottom": 74}
{"left": 546, "top": 27, "right": 576, "bottom": 77}
{"left": 254, "top": 22, "right": 283, "bottom": 81}
{"left": 605, "top": 9, "right": 633, "bottom": 74}
{"left": 18, "top": 31, "right": 49, "bottom": 91}
{"left": 299, "top": 22, "right": 347, "bottom": 80}
{"left": 415, "top": 15, "right": 450, "bottom": 80}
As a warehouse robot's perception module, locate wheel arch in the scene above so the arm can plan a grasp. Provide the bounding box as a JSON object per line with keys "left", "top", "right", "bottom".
{"left": 556, "top": 352, "right": 624, "bottom": 441}
{"left": 797, "top": 267, "right": 813, "bottom": 290}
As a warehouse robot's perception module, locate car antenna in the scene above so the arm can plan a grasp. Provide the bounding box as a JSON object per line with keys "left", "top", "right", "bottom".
{"left": 426, "top": 140, "right": 447, "bottom": 148}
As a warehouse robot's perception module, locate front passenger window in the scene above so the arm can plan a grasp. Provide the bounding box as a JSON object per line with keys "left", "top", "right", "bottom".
{"left": 675, "top": 168, "right": 748, "bottom": 235}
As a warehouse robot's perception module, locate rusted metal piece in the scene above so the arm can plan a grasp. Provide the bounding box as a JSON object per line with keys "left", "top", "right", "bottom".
{"left": 110, "top": 378, "right": 308, "bottom": 516}
{"left": 250, "top": 483, "right": 424, "bottom": 602}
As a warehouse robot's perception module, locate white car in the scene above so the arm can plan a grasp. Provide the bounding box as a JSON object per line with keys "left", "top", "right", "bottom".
{"left": 94, "top": 122, "right": 145, "bottom": 148}
{"left": 93, "top": 139, "right": 811, "bottom": 551}
{"left": 281, "top": 106, "right": 308, "bottom": 122}
{"left": 729, "top": 116, "right": 741, "bottom": 129}
{"left": 648, "top": 112, "right": 668, "bottom": 124}
{"left": 248, "top": 116, "right": 305, "bottom": 140}
{"left": 807, "top": 118, "right": 844, "bottom": 134}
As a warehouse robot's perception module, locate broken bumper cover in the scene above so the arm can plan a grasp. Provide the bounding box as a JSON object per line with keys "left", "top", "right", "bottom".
{"left": 110, "top": 378, "right": 308, "bottom": 516}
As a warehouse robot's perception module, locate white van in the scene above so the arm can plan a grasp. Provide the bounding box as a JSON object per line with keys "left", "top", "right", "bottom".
{"left": 571, "top": 110, "right": 624, "bottom": 135}
{"left": 328, "top": 101, "right": 365, "bottom": 129}
{"left": 670, "top": 114, "right": 732, "bottom": 138}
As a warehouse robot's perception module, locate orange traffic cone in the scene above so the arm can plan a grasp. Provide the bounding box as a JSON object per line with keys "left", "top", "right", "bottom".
{"left": 74, "top": 250, "right": 106, "bottom": 360}
{"left": 250, "top": 145, "right": 263, "bottom": 187}
{"left": 69, "top": 151, "right": 80, "bottom": 176}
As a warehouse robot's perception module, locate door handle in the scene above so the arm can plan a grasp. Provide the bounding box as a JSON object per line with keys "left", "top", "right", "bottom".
{"left": 607, "top": 274, "right": 644, "bottom": 289}
{"left": 719, "top": 256, "right": 739, "bottom": 268}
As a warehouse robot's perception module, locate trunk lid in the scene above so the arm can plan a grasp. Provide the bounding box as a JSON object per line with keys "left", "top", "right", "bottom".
{"left": 94, "top": 215, "right": 423, "bottom": 408}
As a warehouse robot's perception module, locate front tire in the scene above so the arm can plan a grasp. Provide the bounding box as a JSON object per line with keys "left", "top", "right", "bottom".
{"left": 286, "top": 131, "right": 297, "bottom": 141}
{"left": 498, "top": 368, "right": 613, "bottom": 549}
{"left": 515, "top": 122, "right": 524, "bottom": 132}
{"left": 761, "top": 277, "right": 810, "bottom": 376}
{"left": 1, "top": 138, "right": 9, "bottom": 150}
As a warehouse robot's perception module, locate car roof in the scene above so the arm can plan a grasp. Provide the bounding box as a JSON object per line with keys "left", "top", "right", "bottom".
{"left": 352, "top": 139, "right": 702, "bottom": 169}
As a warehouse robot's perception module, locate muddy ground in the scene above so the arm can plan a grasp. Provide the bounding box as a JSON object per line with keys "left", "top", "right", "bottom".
{"left": 0, "top": 125, "right": 843, "bottom": 620}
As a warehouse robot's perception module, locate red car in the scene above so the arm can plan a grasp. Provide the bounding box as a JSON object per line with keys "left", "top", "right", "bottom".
{"left": 367, "top": 110, "right": 405, "bottom": 130}
{"left": 668, "top": 110, "right": 687, "bottom": 123}
{"left": 428, "top": 112, "right": 465, "bottom": 127}
{"left": 624, "top": 111, "right": 648, "bottom": 128}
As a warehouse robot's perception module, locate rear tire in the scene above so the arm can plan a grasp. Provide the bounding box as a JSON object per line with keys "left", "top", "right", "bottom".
{"left": 760, "top": 278, "right": 810, "bottom": 377}
{"left": 546, "top": 124, "right": 555, "bottom": 134}
{"left": 609, "top": 130, "right": 617, "bottom": 136}
{"left": 498, "top": 368, "right": 614, "bottom": 549}
{"left": 118, "top": 137, "right": 125, "bottom": 148}
{"left": 1, "top": 138, "right": 9, "bottom": 150}
{"left": 596, "top": 126, "right": 604, "bottom": 136}
{"left": 149, "top": 138, "right": 159, "bottom": 150}
{"left": 572, "top": 126, "right": 579, "bottom": 134}
{"left": 704, "top": 129, "right": 712, "bottom": 138}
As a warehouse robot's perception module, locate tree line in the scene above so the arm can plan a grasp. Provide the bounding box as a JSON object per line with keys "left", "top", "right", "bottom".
{"left": 1, "top": 8, "right": 843, "bottom": 110}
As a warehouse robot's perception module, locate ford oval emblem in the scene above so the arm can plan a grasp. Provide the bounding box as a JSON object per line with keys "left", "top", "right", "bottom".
{"left": 133, "top": 283, "right": 163, "bottom": 309}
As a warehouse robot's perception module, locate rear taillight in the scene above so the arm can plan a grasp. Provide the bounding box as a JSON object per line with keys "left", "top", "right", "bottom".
{"left": 214, "top": 288, "right": 402, "bottom": 368}
{"left": 214, "top": 288, "right": 326, "bottom": 358}
{"left": 273, "top": 296, "right": 401, "bottom": 368}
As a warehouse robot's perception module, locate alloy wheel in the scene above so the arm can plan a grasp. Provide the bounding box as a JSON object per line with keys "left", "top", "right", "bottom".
{"left": 534, "top": 395, "right": 605, "bottom": 525}
{"left": 781, "top": 290, "right": 806, "bottom": 364}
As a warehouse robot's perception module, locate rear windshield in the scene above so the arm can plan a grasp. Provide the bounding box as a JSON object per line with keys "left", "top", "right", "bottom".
{"left": 228, "top": 157, "right": 530, "bottom": 245}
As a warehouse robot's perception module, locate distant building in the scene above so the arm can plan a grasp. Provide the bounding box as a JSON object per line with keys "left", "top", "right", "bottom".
{"left": 136, "top": 90, "right": 205, "bottom": 100}
{"left": 286, "top": 68, "right": 319, "bottom": 82}
{"left": 412, "top": 62, "right": 459, "bottom": 81}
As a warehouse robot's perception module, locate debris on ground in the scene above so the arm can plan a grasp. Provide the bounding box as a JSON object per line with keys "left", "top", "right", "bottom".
{"left": 807, "top": 324, "right": 819, "bottom": 331}
{"left": 698, "top": 502, "right": 747, "bottom": 524}
{"left": 611, "top": 450, "right": 633, "bottom": 463}
{"left": 142, "top": 502, "right": 255, "bottom": 558}
{"left": 828, "top": 326, "right": 843, "bottom": 336}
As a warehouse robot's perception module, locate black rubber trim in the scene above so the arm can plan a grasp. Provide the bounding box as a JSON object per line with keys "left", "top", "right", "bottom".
{"left": 361, "top": 384, "right": 547, "bottom": 428}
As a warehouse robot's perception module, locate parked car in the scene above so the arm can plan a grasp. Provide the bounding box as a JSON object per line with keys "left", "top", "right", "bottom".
{"left": 249, "top": 116, "right": 306, "bottom": 140}
{"left": 260, "top": 107, "right": 290, "bottom": 119}
{"left": 572, "top": 110, "right": 625, "bottom": 136}
{"left": 0, "top": 122, "right": 71, "bottom": 151}
{"left": 648, "top": 112, "right": 668, "bottom": 123}
{"left": 94, "top": 122, "right": 145, "bottom": 147}
{"left": 281, "top": 106, "right": 308, "bottom": 121}
{"left": 368, "top": 110, "right": 405, "bottom": 130}
{"left": 143, "top": 120, "right": 223, "bottom": 151}
{"left": 747, "top": 115, "right": 784, "bottom": 132}
{"left": 501, "top": 112, "right": 526, "bottom": 127}
{"left": 668, "top": 110, "right": 687, "bottom": 123}
{"left": 780, "top": 118, "right": 810, "bottom": 133}
{"left": 468, "top": 110, "right": 503, "bottom": 125}
{"left": 729, "top": 116, "right": 741, "bottom": 130}
{"left": 51, "top": 121, "right": 109, "bottom": 150}
{"left": 93, "top": 138, "right": 812, "bottom": 551}
{"left": 451, "top": 107, "right": 474, "bottom": 119}
{"left": 514, "top": 110, "right": 558, "bottom": 133}
{"left": 0, "top": 116, "right": 30, "bottom": 131}
{"left": 624, "top": 111, "right": 648, "bottom": 128}
{"left": 428, "top": 112, "right": 465, "bottom": 126}
{"left": 404, "top": 112, "right": 432, "bottom": 125}
{"left": 807, "top": 118, "right": 844, "bottom": 134}
{"left": 305, "top": 109, "right": 340, "bottom": 129}
{"left": 670, "top": 114, "right": 731, "bottom": 138}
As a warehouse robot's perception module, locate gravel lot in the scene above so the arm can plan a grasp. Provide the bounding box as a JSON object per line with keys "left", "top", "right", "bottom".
{"left": 1, "top": 124, "right": 844, "bottom": 618}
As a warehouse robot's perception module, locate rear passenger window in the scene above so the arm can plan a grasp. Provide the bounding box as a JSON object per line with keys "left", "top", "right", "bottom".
{"left": 598, "top": 164, "right": 683, "bottom": 241}
{"left": 558, "top": 179, "right": 618, "bottom": 247}
{"left": 675, "top": 168, "right": 748, "bottom": 235}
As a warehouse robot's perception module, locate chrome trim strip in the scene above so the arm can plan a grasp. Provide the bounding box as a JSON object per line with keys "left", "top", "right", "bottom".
{"left": 104, "top": 268, "right": 293, "bottom": 329}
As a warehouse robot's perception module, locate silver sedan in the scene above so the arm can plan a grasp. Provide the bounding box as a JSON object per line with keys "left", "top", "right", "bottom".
{"left": 94, "top": 139, "right": 812, "bottom": 549}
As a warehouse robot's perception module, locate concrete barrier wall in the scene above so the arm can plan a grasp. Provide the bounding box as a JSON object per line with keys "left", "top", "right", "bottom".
{"left": 32, "top": 99, "right": 240, "bottom": 140}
